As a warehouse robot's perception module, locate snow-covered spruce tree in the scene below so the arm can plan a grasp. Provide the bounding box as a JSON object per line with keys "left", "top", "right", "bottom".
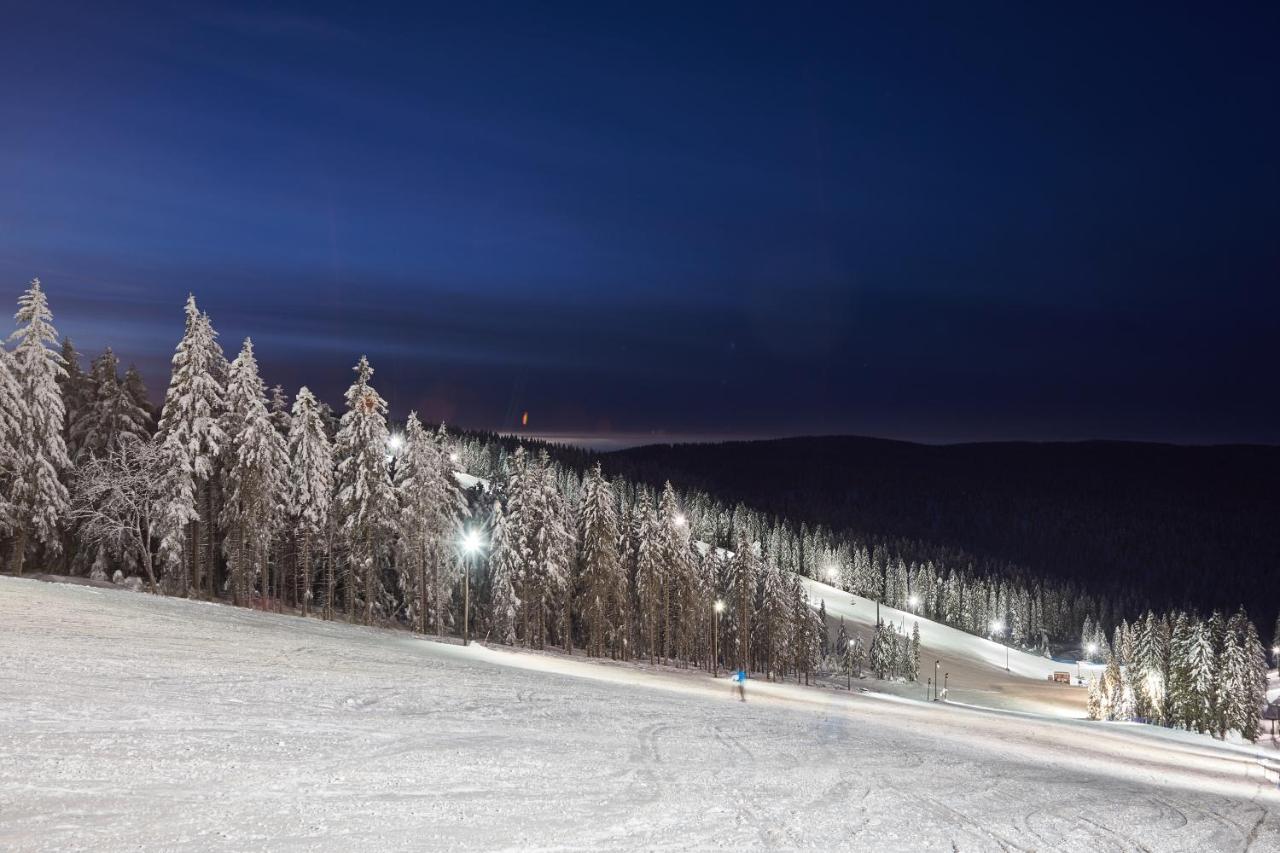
{"left": 71, "top": 347, "right": 153, "bottom": 462}
{"left": 910, "top": 621, "right": 921, "bottom": 682}
{"left": 656, "top": 482, "right": 697, "bottom": 666}
{"left": 154, "top": 296, "right": 225, "bottom": 595}
{"left": 6, "top": 279, "right": 71, "bottom": 576}
{"left": 219, "top": 339, "right": 288, "bottom": 607}
{"left": 487, "top": 499, "right": 521, "bottom": 645}
{"left": 58, "top": 338, "right": 91, "bottom": 465}
{"left": 725, "top": 533, "right": 758, "bottom": 673}
{"left": 122, "top": 363, "right": 155, "bottom": 423}
{"left": 0, "top": 344, "right": 23, "bottom": 538}
{"left": 1221, "top": 610, "right": 1267, "bottom": 742}
{"left": 577, "top": 463, "right": 621, "bottom": 658}
{"left": 870, "top": 619, "right": 891, "bottom": 679}
{"left": 395, "top": 412, "right": 464, "bottom": 635}
{"left": 287, "top": 386, "right": 334, "bottom": 617}
{"left": 759, "top": 551, "right": 791, "bottom": 679}
{"left": 334, "top": 356, "right": 397, "bottom": 624}
{"left": 850, "top": 632, "right": 866, "bottom": 678}
{"left": 633, "top": 494, "right": 662, "bottom": 663}
{"left": 1186, "top": 616, "right": 1216, "bottom": 733}
{"left": 538, "top": 456, "right": 576, "bottom": 651}
{"left": 269, "top": 384, "right": 291, "bottom": 438}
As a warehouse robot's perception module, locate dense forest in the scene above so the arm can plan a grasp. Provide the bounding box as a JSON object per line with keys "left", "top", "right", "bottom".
{"left": 592, "top": 436, "right": 1280, "bottom": 621}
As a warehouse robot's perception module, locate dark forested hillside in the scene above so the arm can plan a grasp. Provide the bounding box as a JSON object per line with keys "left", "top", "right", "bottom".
{"left": 600, "top": 437, "right": 1280, "bottom": 618}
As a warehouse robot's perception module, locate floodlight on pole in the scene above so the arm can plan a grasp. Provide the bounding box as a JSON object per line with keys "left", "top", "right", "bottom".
{"left": 458, "top": 529, "right": 485, "bottom": 646}
{"left": 673, "top": 513, "right": 687, "bottom": 528}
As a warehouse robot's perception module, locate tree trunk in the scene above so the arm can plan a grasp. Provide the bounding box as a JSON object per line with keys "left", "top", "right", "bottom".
{"left": 10, "top": 526, "right": 28, "bottom": 576}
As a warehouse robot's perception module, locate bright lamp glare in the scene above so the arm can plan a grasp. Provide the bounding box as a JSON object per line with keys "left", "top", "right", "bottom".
{"left": 908, "top": 595, "right": 919, "bottom": 607}
{"left": 461, "top": 530, "right": 483, "bottom": 554}
{"left": 449, "top": 452, "right": 459, "bottom": 463}
{"left": 825, "top": 565, "right": 838, "bottom": 580}
{"left": 387, "top": 434, "right": 404, "bottom": 452}
{"left": 673, "top": 513, "right": 687, "bottom": 527}
{"left": 713, "top": 599, "right": 725, "bottom": 613}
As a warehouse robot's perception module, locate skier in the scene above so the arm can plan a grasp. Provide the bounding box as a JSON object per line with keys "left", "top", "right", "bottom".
{"left": 733, "top": 669, "right": 747, "bottom": 702}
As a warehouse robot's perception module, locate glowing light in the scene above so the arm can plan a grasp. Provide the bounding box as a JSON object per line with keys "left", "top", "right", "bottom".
{"left": 714, "top": 599, "right": 725, "bottom": 613}
{"left": 449, "top": 452, "right": 459, "bottom": 463}
{"left": 673, "top": 513, "right": 687, "bottom": 527}
{"left": 824, "top": 565, "right": 839, "bottom": 581}
{"left": 1087, "top": 642, "right": 1099, "bottom": 655}
{"left": 460, "top": 529, "right": 484, "bottom": 554}
{"left": 990, "top": 620, "right": 1004, "bottom": 634}
{"left": 387, "top": 433, "right": 404, "bottom": 452}
{"left": 521, "top": 411, "right": 528, "bottom": 427}
{"left": 908, "top": 595, "right": 919, "bottom": 609}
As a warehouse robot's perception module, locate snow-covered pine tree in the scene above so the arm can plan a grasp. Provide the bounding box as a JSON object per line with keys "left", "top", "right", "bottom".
{"left": 1221, "top": 610, "right": 1266, "bottom": 742}
{"left": 72, "top": 347, "right": 153, "bottom": 462}
{"left": 726, "top": 532, "right": 758, "bottom": 673}
{"left": 58, "top": 338, "right": 91, "bottom": 465}
{"left": 759, "top": 548, "right": 790, "bottom": 679}
{"left": 537, "top": 454, "right": 575, "bottom": 651}
{"left": 633, "top": 494, "right": 662, "bottom": 663}
{"left": 394, "top": 412, "right": 463, "bottom": 635}
{"left": 219, "top": 339, "right": 288, "bottom": 607}
{"left": 910, "top": 621, "right": 921, "bottom": 682}
{"left": 286, "top": 386, "right": 334, "bottom": 617}
{"left": 487, "top": 499, "right": 521, "bottom": 646}
{"left": 6, "top": 279, "right": 71, "bottom": 575}
{"left": 850, "top": 632, "right": 866, "bottom": 678}
{"left": 0, "top": 344, "right": 22, "bottom": 537}
{"left": 269, "top": 384, "right": 291, "bottom": 438}
{"left": 1186, "top": 617, "right": 1216, "bottom": 733}
{"left": 870, "top": 620, "right": 890, "bottom": 679}
{"left": 154, "top": 295, "right": 225, "bottom": 595}
{"left": 577, "top": 463, "right": 621, "bottom": 658}
{"left": 334, "top": 356, "right": 397, "bottom": 624}
{"left": 835, "top": 617, "right": 849, "bottom": 663}
{"left": 122, "top": 363, "right": 155, "bottom": 423}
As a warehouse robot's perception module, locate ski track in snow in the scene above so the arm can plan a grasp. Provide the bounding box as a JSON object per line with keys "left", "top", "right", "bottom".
{"left": 1, "top": 575, "right": 1279, "bottom": 852}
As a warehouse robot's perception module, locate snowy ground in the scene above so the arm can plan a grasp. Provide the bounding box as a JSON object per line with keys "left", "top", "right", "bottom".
{"left": 3, "top": 576, "right": 1280, "bottom": 851}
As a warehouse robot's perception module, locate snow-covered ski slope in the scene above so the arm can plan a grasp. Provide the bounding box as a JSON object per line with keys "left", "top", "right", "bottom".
{"left": 803, "top": 576, "right": 1090, "bottom": 681}
{"left": 3, "top": 576, "right": 1280, "bottom": 851}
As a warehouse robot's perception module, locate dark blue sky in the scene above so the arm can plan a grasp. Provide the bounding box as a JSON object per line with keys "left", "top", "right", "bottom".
{"left": 2, "top": 2, "right": 1277, "bottom": 445}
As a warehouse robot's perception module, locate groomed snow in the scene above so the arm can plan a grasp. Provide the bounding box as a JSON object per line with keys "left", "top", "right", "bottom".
{"left": 2, "top": 575, "right": 1279, "bottom": 851}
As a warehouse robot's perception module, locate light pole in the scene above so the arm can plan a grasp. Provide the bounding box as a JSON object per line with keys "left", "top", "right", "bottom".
{"left": 943, "top": 672, "right": 949, "bottom": 699}
{"left": 990, "top": 619, "right": 1008, "bottom": 671}
{"left": 848, "top": 638, "right": 855, "bottom": 690}
{"left": 933, "top": 660, "right": 940, "bottom": 701}
{"left": 459, "top": 529, "right": 484, "bottom": 645}
{"left": 713, "top": 599, "right": 725, "bottom": 676}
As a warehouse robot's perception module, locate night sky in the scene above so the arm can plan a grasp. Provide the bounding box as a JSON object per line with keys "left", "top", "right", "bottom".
{"left": 3, "top": 2, "right": 1277, "bottom": 446}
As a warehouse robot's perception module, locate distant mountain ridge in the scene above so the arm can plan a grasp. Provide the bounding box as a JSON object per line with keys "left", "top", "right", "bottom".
{"left": 599, "top": 435, "right": 1280, "bottom": 617}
